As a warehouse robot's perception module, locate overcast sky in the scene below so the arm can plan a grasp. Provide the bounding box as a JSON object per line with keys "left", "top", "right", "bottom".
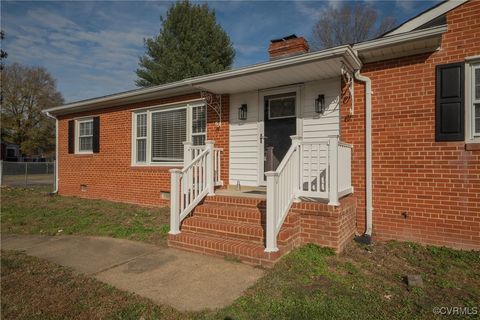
{"left": 3, "top": 0, "right": 439, "bottom": 103}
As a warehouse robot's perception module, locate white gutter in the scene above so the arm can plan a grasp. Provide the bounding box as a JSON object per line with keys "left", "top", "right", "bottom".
{"left": 45, "top": 112, "right": 59, "bottom": 194}
{"left": 353, "top": 25, "right": 447, "bottom": 52}
{"left": 354, "top": 70, "right": 373, "bottom": 238}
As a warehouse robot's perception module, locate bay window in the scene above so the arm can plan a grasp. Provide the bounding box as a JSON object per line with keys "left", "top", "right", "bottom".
{"left": 132, "top": 102, "right": 207, "bottom": 165}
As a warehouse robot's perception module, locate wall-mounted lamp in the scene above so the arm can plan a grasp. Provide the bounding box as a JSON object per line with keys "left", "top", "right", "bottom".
{"left": 238, "top": 104, "right": 247, "bottom": 120}
{"left": 315, "top": 94, "right": 326, "bottom": 114}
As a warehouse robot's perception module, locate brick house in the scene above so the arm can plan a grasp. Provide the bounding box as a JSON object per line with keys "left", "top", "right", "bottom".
{"left": 45, "top": 0, "right": 479, "bottom": 266}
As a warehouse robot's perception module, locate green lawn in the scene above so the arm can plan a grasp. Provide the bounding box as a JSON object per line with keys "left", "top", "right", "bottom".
{"left": 1, "top": 187, "right": 170, "bottom": 246}
{"left": 1, "top": 187, "right": 479, "bottom": 319}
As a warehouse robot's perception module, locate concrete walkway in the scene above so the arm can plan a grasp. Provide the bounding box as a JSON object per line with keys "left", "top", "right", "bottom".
{"left": 1, "top": 234, "right": 264, "bottom": 311}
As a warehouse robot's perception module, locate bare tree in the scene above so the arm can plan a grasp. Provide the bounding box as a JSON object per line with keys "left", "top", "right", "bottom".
{"left": 311, "top": 2, "right": 397, "bottom": 49}
{"left": 1, "top": 63, "right": 64, "bottom": 156}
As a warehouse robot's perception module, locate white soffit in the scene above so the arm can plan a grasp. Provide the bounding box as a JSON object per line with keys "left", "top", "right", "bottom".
{"left": 354, "top": 25, "right": 447, "bottom": 63}
{"left": 195, "top": 56, "right": 347, "bottom": 94}
{"left": 384, "top": 0, "right": 468, "bottom": 36}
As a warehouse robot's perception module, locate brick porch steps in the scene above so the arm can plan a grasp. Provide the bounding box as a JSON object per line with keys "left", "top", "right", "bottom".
{"left": 168, "top": 194, "right": 299, "bottom": 268}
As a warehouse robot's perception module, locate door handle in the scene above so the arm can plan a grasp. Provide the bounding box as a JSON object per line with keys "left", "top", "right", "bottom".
{"left": 260, "top": 134, "right": 268, "bottom": 143}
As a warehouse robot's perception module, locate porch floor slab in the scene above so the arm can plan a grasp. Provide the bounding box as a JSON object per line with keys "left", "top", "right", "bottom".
{"left": 215, "top": 186, "right": 266, "bottom": 199}
{"left": 1, "top": 234, "right": 264, "bottom": 311}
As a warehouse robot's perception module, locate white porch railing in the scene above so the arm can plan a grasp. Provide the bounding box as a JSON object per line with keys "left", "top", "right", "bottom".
{"left": 186, "top": 144, "right": 223, "bottom": 186}
{"left": 265, "top": 135, "right": 353, "bottom": 252}
{"left": 169, "top": 140, "right": 219, "bottom": 235}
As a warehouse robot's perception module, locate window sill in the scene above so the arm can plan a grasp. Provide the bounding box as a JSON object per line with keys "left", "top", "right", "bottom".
{"left": 72, "top": 153, "right": 94, "bottom": 157}
{"left": 130, "top": 164, "right": 183, "bottom": 171}
{"left": 465, "top": 143, "right": 480, "bottom": 151}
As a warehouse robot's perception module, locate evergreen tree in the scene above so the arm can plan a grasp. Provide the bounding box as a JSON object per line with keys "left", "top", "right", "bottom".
{"left": 136, "top": 1, "right": 235, "bottom": 87}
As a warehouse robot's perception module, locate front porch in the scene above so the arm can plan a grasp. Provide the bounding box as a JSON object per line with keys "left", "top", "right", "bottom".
{"left": 167, "top": 135, "right": 356, "bottom": 266}
{"left": 167, "top": 45, "right": 360, "bottom": 265}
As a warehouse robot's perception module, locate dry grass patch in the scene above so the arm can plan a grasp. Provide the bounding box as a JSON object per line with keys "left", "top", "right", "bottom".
{"left": 1, "top": 187, "right": 170, "bottom": 246}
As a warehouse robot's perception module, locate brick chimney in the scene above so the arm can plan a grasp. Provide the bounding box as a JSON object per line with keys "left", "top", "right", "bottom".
{"left": 268, "top": 34, "right": 309, "bottom": 60}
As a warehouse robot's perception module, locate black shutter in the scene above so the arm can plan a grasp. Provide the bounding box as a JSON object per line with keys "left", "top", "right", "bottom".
{"left": 435, "top": 62, "right": 464, "bottom": 141}
{"left": 68, "top": 120, "right": 75, "bottom": 154}
{"left": 92, "top": 116, "right": 100, "bottom": 153}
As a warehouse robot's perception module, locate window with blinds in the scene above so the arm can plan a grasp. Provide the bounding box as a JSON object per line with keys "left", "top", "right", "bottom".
{"left": 132, "top": 103, "right": 206, "bottom": 165}
{"left": 151, "top": 108, "right": 187, "bottom": 162}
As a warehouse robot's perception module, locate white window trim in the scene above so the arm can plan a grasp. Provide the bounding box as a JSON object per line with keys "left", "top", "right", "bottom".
{"left": 131, "top": 102, "right": 207, "bottom": 167}
{"left": 465, "top": 60, "right": 480, "bottom": 143}
{"left": 75, "top": 118, "right": 94, "bottom": 154}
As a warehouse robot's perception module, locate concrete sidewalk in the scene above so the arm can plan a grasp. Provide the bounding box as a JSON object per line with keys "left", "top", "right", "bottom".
{"left": 1, "top": 234, "right": 264, "bottom": 311}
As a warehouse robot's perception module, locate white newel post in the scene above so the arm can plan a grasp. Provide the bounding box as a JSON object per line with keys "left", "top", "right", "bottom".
{"left": 328, "top": 135, "right": 340, "bottom": 206}
{"left": 169, "top": 168, "right": 182, "bottom": 235}
{"left": 205, "top": 140, "right": 215, "bottom": 196}
{"left": 265, "top": 171, "right": 279, "bottom": 252}
{"left": 290, "top": 135, "right": 302, "bottom": 201}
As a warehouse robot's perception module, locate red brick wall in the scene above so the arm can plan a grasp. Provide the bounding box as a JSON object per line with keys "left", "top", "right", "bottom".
{"left": 57, "top": 92, "right": 229, "bottom": 206}
{"left": 289, "top": 196, "right": 357, "bottom": 253}
{"left": 340, "top": 1, "right": 480, "bottom": 250}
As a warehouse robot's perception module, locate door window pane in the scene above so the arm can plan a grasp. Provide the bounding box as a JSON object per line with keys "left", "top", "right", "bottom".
{"left": 268, "top": 96, "right": 296, "bottom": 119}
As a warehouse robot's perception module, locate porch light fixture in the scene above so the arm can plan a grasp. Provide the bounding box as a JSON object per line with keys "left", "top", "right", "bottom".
{"left": 238, "top": 104, "right": 247, "bottom": 120}
{"left": 315, "top": 94, "right": 326, "bottom": 114}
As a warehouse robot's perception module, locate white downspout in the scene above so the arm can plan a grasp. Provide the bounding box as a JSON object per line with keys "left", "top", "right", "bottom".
{"left": 354, "top": 70, "right": 373, "bottom": 238}
{"left": 45, "top": 112, "right": 59, "bottom": 194}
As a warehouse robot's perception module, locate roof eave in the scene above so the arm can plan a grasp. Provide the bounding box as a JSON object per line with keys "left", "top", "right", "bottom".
{"left": 44, "top": 45, "right": 361, "bottom": 116}
{"left": 353, "top": 25, "right": 447, "bottom": 63}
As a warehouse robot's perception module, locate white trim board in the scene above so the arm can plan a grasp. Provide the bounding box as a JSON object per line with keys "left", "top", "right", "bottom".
{"left": 384, "top": 0, "right": 468, "bottom": 36}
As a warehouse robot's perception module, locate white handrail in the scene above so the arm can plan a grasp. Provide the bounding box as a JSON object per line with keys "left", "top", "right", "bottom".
{"left": 265, "top": 135, "right": 353, "bottom": 252}
{"left": 169, "top": 140, "right": 216, "bottom": 235}
{"left": 265, "top": 135, "right": 302, "bottom": 252}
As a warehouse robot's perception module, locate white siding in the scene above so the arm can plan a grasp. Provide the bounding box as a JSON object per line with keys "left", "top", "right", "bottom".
{"left": 229, "top": 77, "right": 341, "bottom": 187}
{"left": 302, "top": 78, "right": 341, "bottom": 142}
{"left": 229, "top": 92, "right": 260, "bottom": 186}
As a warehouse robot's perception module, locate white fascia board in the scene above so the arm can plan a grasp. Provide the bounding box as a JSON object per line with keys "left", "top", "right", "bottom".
{"left": 354, "top": 25, "right": 447, "bottom": 52}
{"left": 44, "top": 45, "right": 361, "bottom": 116}
{"left": 193, "top": 46, "right": 361, "bottom": 86}
{"left": 384, "top": 0, "right": 467, "bottom": 36}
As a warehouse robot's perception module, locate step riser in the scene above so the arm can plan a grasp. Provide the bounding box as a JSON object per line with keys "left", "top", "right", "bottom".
{"left": 182, "top": 223, "right": 265, "bottom": 244}
{"left": 193, "top": 206, "right": 265, "bottom": 224}
{"left": 168, "top": 233, "right": 280, "bottom": 268}
{"left": 202, "top": 196, "right": 266, "bottom": 209}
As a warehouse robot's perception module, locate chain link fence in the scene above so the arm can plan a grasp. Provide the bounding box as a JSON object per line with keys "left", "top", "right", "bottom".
{"left": 0, "top": 161, "right": 55, "bottom": 187}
